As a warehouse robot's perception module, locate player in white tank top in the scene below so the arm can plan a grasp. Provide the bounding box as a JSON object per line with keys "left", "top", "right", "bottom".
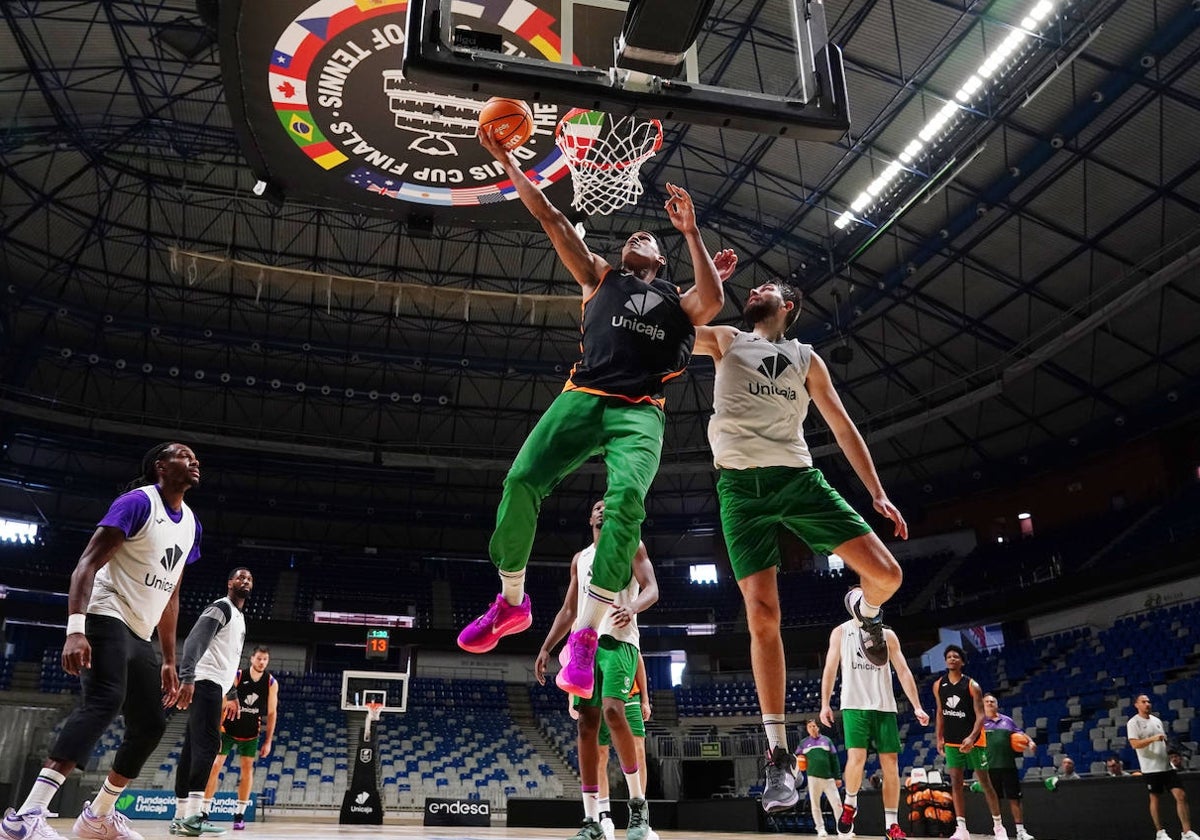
{"left": 820, "top": 620, "right": 929, "bottom": 839}
{"left": 692, "top": 279, "right": 910, "bottom": 812}
{"left": 534, "top": 499, "right": 661, "bottom": 840}
{"left": 3, "top": 443, "right": 202, "bottom": 840}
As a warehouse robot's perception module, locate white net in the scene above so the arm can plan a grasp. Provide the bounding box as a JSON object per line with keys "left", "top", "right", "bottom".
{"left": 555, "top": 109, "right": 664, "bottom": 216}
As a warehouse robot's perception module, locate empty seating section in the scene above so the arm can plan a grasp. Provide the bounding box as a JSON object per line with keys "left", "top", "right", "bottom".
{"left": 443, "top": 562, "right": 567, "bottom": 635}
{"left": 237, "top": 675, "right": 562, "bottom": 810}
{"left": 295, "top": 559, "right": 433, "bottom": 628}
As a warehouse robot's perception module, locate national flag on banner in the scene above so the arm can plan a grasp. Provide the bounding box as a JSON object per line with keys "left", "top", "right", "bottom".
{"left": 269, "top": 76, "right": 307, "bottom": 107}
{"left": 278, "top": 111, "right": 327, "bottom": 146}
{"left": 270, "top": 50, "right": 294, "bottom": 70}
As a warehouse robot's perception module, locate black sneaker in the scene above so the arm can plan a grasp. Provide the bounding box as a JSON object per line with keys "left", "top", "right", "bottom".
{"left": 761, "top": 746, "right": 799, "bottom": 813}
{"left": 845, "top": 587, "right": 888, "bottom": 666}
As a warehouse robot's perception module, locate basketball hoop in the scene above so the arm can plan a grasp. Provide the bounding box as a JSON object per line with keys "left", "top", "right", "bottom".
{"left": 555, "top": 108, "right": 664, "bottom": 216}
{"left": 364, "top": 701, "right": 384, "bottom": 738}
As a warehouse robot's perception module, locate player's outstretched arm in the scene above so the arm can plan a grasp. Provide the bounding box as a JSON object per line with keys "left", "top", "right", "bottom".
{"left": 806, "top": 351, "right": 908, "bottom": 540}
{"left": 668, "top": 184, "right": 725, "bottom": 324}
{"left": 478, "top": 128, "right": 607, "bottom": 290}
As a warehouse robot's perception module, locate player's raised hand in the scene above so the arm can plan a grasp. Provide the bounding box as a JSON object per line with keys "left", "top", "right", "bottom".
{"left": 664, "top": 183, "right": 698, "bottom": 234}
{"left": 477, "top": 125, "right": 516, "bottom": 166}
{"left": 712, "top": 249, "right": 738, "bottom": 282}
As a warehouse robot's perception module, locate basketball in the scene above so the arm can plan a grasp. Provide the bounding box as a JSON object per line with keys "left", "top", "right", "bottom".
{"left": 796, "top": 753, "right": 807, "bottom": 771}
{"left": 478, "top": 97, "right": 534, "bottom": 150}
{"left": 1011, "top": 731, "right": 1032, "bottom": 753}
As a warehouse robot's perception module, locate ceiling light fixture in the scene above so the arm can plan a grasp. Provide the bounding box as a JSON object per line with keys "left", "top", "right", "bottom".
{"left": 833, "top": 0, "right": 1057, "bottom": 232}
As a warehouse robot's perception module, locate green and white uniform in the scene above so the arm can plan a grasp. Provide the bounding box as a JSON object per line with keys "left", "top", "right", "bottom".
{"left": 709, "top": 333, "right": 871, "bottom": 580}
{"left": 573, "top": 543, "right": 640, "bottom": 708}
{"left": 837, "top": 619, "right": 901, "bottom": 753}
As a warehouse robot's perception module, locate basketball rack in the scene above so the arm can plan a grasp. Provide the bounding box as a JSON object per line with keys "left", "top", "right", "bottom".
{"left": 402, "top": 0, "right": 850, "bottom": 140}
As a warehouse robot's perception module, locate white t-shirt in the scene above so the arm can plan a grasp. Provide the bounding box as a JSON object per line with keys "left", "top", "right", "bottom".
{"left": 1126, "top": 713, "right": 1170, "bottom": 773}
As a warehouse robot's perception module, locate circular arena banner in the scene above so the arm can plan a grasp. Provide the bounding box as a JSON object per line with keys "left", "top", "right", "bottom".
{"left": 220, "top": 0, "right": 577, "bottom": 227}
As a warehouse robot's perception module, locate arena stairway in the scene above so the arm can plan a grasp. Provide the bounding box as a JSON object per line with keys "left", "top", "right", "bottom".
{"left": 507, "top": 683, "right": 578, "bottom": 784}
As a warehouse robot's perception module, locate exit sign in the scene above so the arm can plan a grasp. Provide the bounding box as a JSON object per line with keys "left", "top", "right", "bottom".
{"left": 366, "top": 628, "right": 390, "bottom": 660}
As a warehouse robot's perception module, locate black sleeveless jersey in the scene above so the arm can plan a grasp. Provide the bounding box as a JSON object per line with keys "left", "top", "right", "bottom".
{"left": 223, "top": 668, "right": 274, "bottom": 740}
{"left": 938, "top": 672, "right": 976, "bottom": 745}
{"left": 565, "top": 269, "right": 695, "bottom": 407}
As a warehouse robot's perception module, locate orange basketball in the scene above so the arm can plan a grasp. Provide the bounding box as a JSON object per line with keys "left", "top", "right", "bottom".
{"left": 796, "top": 754, "right": 807, "bottom": 772}
{"left": 478, "top": 97, "right": 534, "bottom": 150}
{"left": 1010, "top": 731, "right": 1032, "bottom": 753}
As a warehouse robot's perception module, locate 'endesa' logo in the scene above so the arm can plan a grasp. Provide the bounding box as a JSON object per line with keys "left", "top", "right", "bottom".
{"left": 427, "top": 800, "right": 490, "bottom": 815}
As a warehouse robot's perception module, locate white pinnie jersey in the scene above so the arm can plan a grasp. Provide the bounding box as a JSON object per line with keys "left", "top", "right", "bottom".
{"left": 576, "top": 543, "right": 640, "bottom": 648}
{"left": 838, "top": 619, "right": 897, "bottom": 713}
{"left": 89, "top": 485, "right": 196, "bottom": 640}
{"left": 1127, "top": 713, "right": 1170, "bottom": 773}
{"left": 708, "top": 332, "right": 814, "bottom": 469}
{"left": 193, "top": 597, "right": 247, "bottom": 693}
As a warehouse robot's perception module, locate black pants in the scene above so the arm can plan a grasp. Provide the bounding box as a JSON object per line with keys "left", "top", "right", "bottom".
{"left": 49, "top": 614, "right": 168, "bottom": 779}
{"left": 175, "top": 680, "right": 224, "bottom": 798}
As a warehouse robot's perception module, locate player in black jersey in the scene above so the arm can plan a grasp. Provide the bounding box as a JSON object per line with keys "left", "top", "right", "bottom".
{"left": 933, "top": 645, "right": 1006, "bottom": 840}
{"left": 203, "top": 646, "right": 278, "bottom": 830}
{"left": 458, "top": 126, "right": 732, "bottom": 705}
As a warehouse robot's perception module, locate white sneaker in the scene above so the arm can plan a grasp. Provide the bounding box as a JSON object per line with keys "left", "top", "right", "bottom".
{"left": 994, "top": 826, "right": 1009, "bottom": 840}
{"left": 1, "top": 808, "right": 65, "bottom": 840}
{"left": 1155, "top": 831, "right": 1174, "bottom": 840}
{"left": 600, "top": 816, "right": 615, "bottom": 840}
{"left": 72, "top": 802, "right": 146, "bottom": 840}
{"left": 949, "top": 828, "right": 971, "bottom": 840}
{"left": 1179, "top": 832, "right": 1199, "bottom": 840}
{"left": 1016, "top": 830, "right": 1035, "bottom": 840}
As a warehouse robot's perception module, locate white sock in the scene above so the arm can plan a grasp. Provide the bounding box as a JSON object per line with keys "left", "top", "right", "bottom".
{"left": 845, "top": 792, "right": 858, "bottom": 808}
{"left": 500, "top": 569, "right": 526, "bottom": 606}
{"left": 958, "top": 817, "right": 968, "bottom": 830}
{"left": 582, "top": 786, "right": 600, "bottom": 821}
{"left": 91, "top": 778, "right": 125, "bottom": 816}
{"left": 203, "top": 798, "right": 213, "bottom": 814}
{"left": 579, "top": 585, "right": 617, "bottom": 629}
{"left": 858, "top": 593, "right": 880, "bottom": 618}
{"left": 186, "top": 792, "right": 205, "bottom": 818}
{"left": 623, "top": 765, "right": 644, "bottom": 800}
{"left": 176, "top": 799, "right": 187, "bottom": 818}
{"left": 597, "top": 797, "right": 611, "bottom": 817}
{"left": 885, "top": 808, "right": 898, "bottom": 826}
{"left": 1016, "top": 823, "right": 1025, "bottom": 834}
{"left": 19, "top": 768, "right": 66, "bottom": 815}
{"left": 762, "top": 716, "right": 788, "bottom": 752}
{"left": 993, "top": 813, "right": 1004, "bottom": 829}
{"left": 236, "top": 799, "right": 250, "bottom": 814}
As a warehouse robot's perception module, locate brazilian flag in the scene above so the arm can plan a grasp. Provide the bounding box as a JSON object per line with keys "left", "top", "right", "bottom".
{"left": 279, "top": 111, "right": 327, "bottom": 146}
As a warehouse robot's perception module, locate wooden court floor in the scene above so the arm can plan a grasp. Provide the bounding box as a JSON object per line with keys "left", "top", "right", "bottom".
{"left": 40, "top": 815, "right": 907, "bottom": 838}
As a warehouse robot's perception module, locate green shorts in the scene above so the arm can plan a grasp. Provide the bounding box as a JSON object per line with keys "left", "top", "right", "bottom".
{"left": 573, "top": 636, "right": 639, "bottom": 707}
{"left": 945, "top": 743, "right": 989, "bottom": 771}
{"left": 842, "top": 709, "right": 901, "bottom": 753}
{"left": 598, "top": 698, "right": 646, "bottom": 745}
{"left": 717, "top": 466, "right": 873, "bottom": 580}
{"left": 220, "top": 733, "right": 260, "bottom": 758}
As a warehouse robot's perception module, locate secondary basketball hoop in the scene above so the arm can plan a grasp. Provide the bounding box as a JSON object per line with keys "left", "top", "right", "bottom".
{"left": 555, "top": 108, "right": 664, "bottom": 216}
{"left": 364, "top": 700, "right": 384, "bottom": 739}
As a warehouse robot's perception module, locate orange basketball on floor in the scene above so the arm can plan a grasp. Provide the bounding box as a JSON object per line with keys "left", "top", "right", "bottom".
{"left": 478, "top": 96, "right": 534, "bottom": 150}
{"left": 1011, "top": 731, "right": 1032, "bottom": 753}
